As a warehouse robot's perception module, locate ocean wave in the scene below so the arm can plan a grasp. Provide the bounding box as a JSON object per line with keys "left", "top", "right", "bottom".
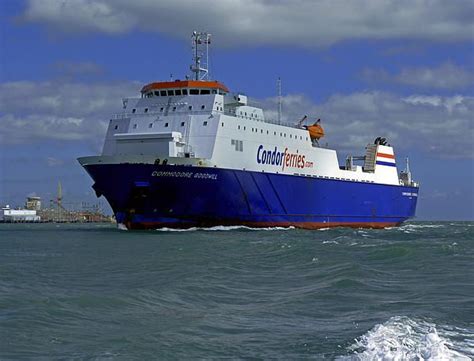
{"left": 154, "top": 225, "right": 296, "bottom": 232}
{"left": 336, "top": 316, "right": 473, "bottom": 360}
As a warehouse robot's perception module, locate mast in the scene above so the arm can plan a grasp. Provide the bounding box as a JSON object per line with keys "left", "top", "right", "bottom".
{"left": 190, "top": 31, "right": 211, "bottom": 81}
{"left": 277, "top": 77, "right": 282, "bottom": 124}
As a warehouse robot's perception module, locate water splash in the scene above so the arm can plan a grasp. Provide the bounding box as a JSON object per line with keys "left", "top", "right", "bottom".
{"left": 155, "top": 225, "right": 296, "bottom": 232}
{"left": 337, "top": 316, "right": 472, "bottom": 360}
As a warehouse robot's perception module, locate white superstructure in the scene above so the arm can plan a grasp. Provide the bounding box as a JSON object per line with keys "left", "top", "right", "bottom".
{"left": 80, "top": 31, "right": 416, "bottom": 188}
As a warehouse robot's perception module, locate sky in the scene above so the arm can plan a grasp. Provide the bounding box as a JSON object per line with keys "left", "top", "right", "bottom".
{"left": 0, "top": 0, "right": 473, "bottom": 220}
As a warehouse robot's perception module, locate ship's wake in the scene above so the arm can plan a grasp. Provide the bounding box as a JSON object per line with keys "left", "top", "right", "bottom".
{"left": 336, "top": 316, "right": 473, "bottom": 360}
{"left": 154, "top": 225, "right": 296, "bottom": 232}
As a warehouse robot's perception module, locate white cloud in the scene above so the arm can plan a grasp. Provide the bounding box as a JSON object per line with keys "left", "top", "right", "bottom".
{"left": 0, "top": 80, "right": 140, "bottom": 145}
{"left": 261, "top": 91, "right": 474, "bottom": 159}
{"left": 1, "top": 80, "right": 472, "bottom": 159}
{"left": 21, "top": 0, "right": 474, "bottom": 47}
{"left": 362, "top": 63, "right": 474, "bottom": 89}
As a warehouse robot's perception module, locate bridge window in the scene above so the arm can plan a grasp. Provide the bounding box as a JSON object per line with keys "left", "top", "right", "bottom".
{"left": 190, "top": 89, "right": 199, "bottom": 95}
{"left": 160, "top": 90, "right": 167, "bottom": 96}
{"left": 154, "top": 91, "right": 160, "bottom": 96}
{"left": 182, "top": 89, "right": 188, "bottom": 95}
{"left": 211, "top": 89, "right": 217, "bottom": 94}
{"left": 175, "top": 89, "right": 182, "bottom": 96}
{"left": 167, "top": 90, "right": 175, "bottom": 96}
{"left": 200, "top": 89, "right": 210, "bottom": 95}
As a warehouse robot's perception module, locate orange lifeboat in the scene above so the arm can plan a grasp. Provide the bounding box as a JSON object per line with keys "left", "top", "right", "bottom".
{"left": 305, "top": 120, "right": 324, "bottom": 140}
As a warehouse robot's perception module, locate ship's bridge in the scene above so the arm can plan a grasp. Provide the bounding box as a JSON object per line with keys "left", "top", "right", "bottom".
{"left": 140, "top": 80, "right": 229, "bottom": 98}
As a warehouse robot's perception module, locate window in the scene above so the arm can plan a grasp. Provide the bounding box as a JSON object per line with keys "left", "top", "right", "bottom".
{"left": 274, "top": 131, "right": 276, "bottom": 135}
{"left": 267, "top": 130, "right": 269, "bottom": 134}
{"left": 144, "top": 108, "right": 148, "bottom": 113}
{"left": 167, "top": 90, "right": 175, "bottom": 96}
{"left": 231, "top": 139, "right": 243, "bottom": 152}
{"left": 181, "top": 122, "right": 185, "bottom": 126}
{"left": 154, "top": 91, "right": 160, "bottom": 96}
{"left": 284, "top": 133, "right": 286, "bottom": 137}
{"left": 290, "top": 134, "right": 292, "bottom": 138}
{"left": 261, "top": 129, "right": 263, "bottom": 133}
{"left": 114, "top": 125, "right": 118, "bottom": 130}
{"left": 182, "top": 89, "right": 188, "bottom": 95}
{"left": 221, "top": 122, "right": 224, "bottom": 127}
{"left": 160, "top": 90, "right": 167, "bottom": 96}
{"left": 244, "top": 126, "right": 246, "bottom": 130}
{"left": 188, "top": 105, "right": 193, "bottom": 110}
{"left": 173, "top": 107, "right": 176, "bottom": 111}
{"left": 238, "top": 125, "right": 241, "bottom": 130}
{"left": 133, "top": 124, "right": 137, "bottom": 129}
{"left": 165, "top": 123, "right": 169, "bottom": 127}
{"left": 160, "top": 107, "right": 164, "bottom": 112}
{"left": 211, "top": 89, "right": 217, "bottom": 94}
{"left": 201, "top": 105, "right": 205, "bottom": 110}
{"left": 148, "top": 123, "right": 153, "bottom": 128}
{"left": 132, "top": 109, "right": 136, "bottom": 113}
{"left": 175, "top": 89, "right": 182, "bottom": 96}
{"left": 200, "top": 89, "right": 210, "bottom": 95}
{"left": 190, "top": 89, "right": 199, "bottom": 95}
{"left": 203, "top": 121, "right": 208, "bottom": 126}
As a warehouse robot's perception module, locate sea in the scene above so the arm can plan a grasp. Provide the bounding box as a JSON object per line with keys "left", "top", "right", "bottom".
{"left": 0, "top": 221, "right": 472, "bottom": 360}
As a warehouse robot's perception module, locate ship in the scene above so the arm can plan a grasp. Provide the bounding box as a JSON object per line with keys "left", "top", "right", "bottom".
{"left": 78, "top": 32, "right": 419, "bottom": 230}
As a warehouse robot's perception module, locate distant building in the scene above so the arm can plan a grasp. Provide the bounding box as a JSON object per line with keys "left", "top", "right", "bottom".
{"left": 0, "top": 205, "right": 41, "bottom": 222}
{"left": 25, "top": 196, "right": 42, "bottom": 211}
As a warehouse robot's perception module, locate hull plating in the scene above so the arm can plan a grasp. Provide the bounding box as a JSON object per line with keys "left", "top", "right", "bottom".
{"left": 84, "top": 164, "right": 418, "bottom": 230}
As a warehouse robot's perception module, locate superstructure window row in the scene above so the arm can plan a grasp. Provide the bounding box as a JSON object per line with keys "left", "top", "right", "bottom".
{"left": 145, "top": 88, "right": 220, "bottom": 97}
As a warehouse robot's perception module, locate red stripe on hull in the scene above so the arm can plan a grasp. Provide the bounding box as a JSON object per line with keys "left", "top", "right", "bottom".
{"left": 124, "top": 221, "right": 402, "bottom": 230}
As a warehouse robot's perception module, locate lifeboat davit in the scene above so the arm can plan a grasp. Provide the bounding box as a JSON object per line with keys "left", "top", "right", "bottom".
{"left": 306, "top": 121, "right": 324, "bottom": 140}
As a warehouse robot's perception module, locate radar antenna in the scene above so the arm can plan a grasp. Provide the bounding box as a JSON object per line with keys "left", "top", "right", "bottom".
{"left": 190, "top": 31, "right": 211, "bottom": 81}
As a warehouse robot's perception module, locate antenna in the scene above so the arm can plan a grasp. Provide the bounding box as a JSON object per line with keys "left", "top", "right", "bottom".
{"left": 405, "top": 157, "right": 410, "bottom": 173}
{"left": 190, "top": 31, "right": 211, "bottom": 81}
{"left": 57, "top": 181, "right": 62, "bottom": 208}
{"left": 277, "top": 77, "right": 282, "bottom": 124}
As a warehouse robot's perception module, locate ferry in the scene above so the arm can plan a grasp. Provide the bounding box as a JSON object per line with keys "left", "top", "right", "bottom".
{"left": 78, "top": 32, "right": 418, "bottom": 230}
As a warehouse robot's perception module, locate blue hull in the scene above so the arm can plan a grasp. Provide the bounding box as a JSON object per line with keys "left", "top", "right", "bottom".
{"left": 83, "top": 164, "right": 418, "bottom": 229}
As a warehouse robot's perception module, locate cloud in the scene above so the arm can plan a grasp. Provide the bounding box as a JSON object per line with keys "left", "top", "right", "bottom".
{"left": 46, "top": 157, "right": 64, "bottom": 167}
{"left": 21, "top": 0, "right": 474, "bottom": 47}
{"left": 260, "top": 91, "right": 474, "bottom": 159}
{"left": 53, "top": 61, "right": 103, "bottom": 78}
{"left": 361, "top": 63, "right": 474, "bottom": 90}
{"left": 0, "top": 80, "right": 140, "bottom": 146}
{"left": 1, "top": 79, "right": 472, "bottom": 159}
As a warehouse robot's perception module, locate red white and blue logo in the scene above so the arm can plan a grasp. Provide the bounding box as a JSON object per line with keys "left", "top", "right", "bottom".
{"left": 376, "top": 152, "right": 396, "bottom": 167}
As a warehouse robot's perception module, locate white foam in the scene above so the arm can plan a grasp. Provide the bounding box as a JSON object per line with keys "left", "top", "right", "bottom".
{"left": 155, "top": 225, "right": 295, "bottom": 232}
{"left": 336, "top": 316, "right": 472, "bottom": 360}
{"left": 117, "top": 223, "right": 128, "bottom": 231}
